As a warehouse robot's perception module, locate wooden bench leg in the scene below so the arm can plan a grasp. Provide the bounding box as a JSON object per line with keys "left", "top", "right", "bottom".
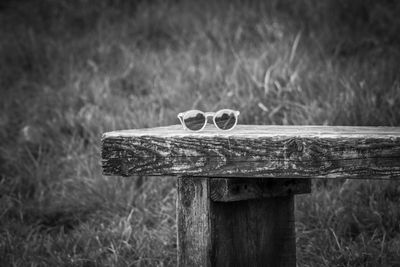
{"left": 177, "top": 177, "right": 311, "bottom": 267}
{"left": 177, "top": 177, "right": 211, "bottom": 266}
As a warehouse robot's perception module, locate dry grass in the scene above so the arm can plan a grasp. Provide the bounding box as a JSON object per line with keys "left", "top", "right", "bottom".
{"left": 0, "top": 0, "right": 400, "bottom": 266}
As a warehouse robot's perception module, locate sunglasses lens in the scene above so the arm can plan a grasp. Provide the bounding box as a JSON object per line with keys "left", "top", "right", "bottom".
{"left": 214, "top": 110, "right": 237, "bottom": 130}
{"left": 183, "top": 111, "right": 206, "bottom": 131}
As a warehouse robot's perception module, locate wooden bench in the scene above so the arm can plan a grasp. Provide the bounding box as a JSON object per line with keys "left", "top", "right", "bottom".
{"left": 101, "top": 125, "right": 400, "bottom": 266}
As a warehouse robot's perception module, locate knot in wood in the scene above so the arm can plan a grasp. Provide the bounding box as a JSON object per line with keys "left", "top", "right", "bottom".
{"left": 210, "top": 179, "right": 229, "bottom": 201}
{"left": 284, "top": 138, "right": 304, "bottom": 158}
{"left": 180, "top": 178, "right": 196, "bottom": 208}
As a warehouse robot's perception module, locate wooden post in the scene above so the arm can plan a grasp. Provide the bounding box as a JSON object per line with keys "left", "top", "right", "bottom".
{"left": 177, "top": 177, "right": 310, "bottom": 267}
{"left": 101, "top": 125, "right": 400, "bottom": 266}
{"left": 177, "top": 177, "right": 211, "bottom": 266}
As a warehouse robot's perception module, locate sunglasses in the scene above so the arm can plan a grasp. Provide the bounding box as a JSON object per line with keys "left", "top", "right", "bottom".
{"left": 177, "top": 109, "right": 240, "bottom": 131}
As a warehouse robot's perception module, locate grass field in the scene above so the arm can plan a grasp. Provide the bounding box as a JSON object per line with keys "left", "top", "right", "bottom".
{"left": 1, "top": 0, "right": 400, "bottom": 266}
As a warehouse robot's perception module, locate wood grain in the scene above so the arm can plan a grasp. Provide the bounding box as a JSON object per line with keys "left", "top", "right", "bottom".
{"left": 210, "top": 178, "right": 311, "bottom": 202}
{"left": 177, "top": 177, "right": 211, "bottom": 267}
{"left": 102, "top": 125, "right": 400, "bottom": 179}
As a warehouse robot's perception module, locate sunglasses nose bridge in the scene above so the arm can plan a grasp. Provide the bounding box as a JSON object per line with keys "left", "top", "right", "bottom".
{"left": 205, "top": 112, "right": 216, "bottom": 125}
{"left": 204, "top": 112, "right": 215, "bottom": 118}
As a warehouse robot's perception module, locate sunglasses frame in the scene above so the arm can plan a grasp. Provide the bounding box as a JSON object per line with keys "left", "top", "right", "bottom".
{"left": 177, "top": 109, "right": 240, "bottom": 132}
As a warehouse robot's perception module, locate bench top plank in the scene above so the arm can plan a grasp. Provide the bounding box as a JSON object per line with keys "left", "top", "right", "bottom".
{"left": 102, "top": 125, "right": 400, "bottom": 179}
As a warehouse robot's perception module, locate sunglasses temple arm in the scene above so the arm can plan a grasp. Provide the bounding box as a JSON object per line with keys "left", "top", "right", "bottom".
{"left": 177, "top": 114, "right": 186, "bottom": 129}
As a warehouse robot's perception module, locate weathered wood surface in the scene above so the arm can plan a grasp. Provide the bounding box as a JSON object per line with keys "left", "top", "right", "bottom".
{"left": 177, "top": 177, "right": 211, "bottom": 266}
{"left": 177, "top": 177, "right": 297, "bottom": 267}
{"left": 102, "top": 125, "right": 400, "bottom": 179}
{"left": 210, "top": 178, "right": 311, "bottom": 202}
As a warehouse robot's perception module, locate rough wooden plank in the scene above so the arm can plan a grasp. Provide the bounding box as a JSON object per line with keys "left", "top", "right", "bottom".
{"left": 102, "top": 125, "right": 400, "bottom": 179}
{"left": 103, "top": 125, "right": 400, "bottom": 138}
{"left": 211, "top": 195, "right": 296, "bottom": 267}
{"left": 177, "top": 177, "right": 211, "bottom": 267}
{"left": 210, "top": 178, "right": 311, "bottom": 202}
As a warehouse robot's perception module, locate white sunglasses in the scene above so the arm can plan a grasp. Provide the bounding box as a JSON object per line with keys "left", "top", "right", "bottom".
{"left": 177, "top": 109, "right": 240, "bottom": 131}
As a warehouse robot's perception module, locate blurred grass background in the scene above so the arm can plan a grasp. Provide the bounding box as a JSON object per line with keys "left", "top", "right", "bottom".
{"left": 0, "top": 0, "right": 400, "bottom": 266}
